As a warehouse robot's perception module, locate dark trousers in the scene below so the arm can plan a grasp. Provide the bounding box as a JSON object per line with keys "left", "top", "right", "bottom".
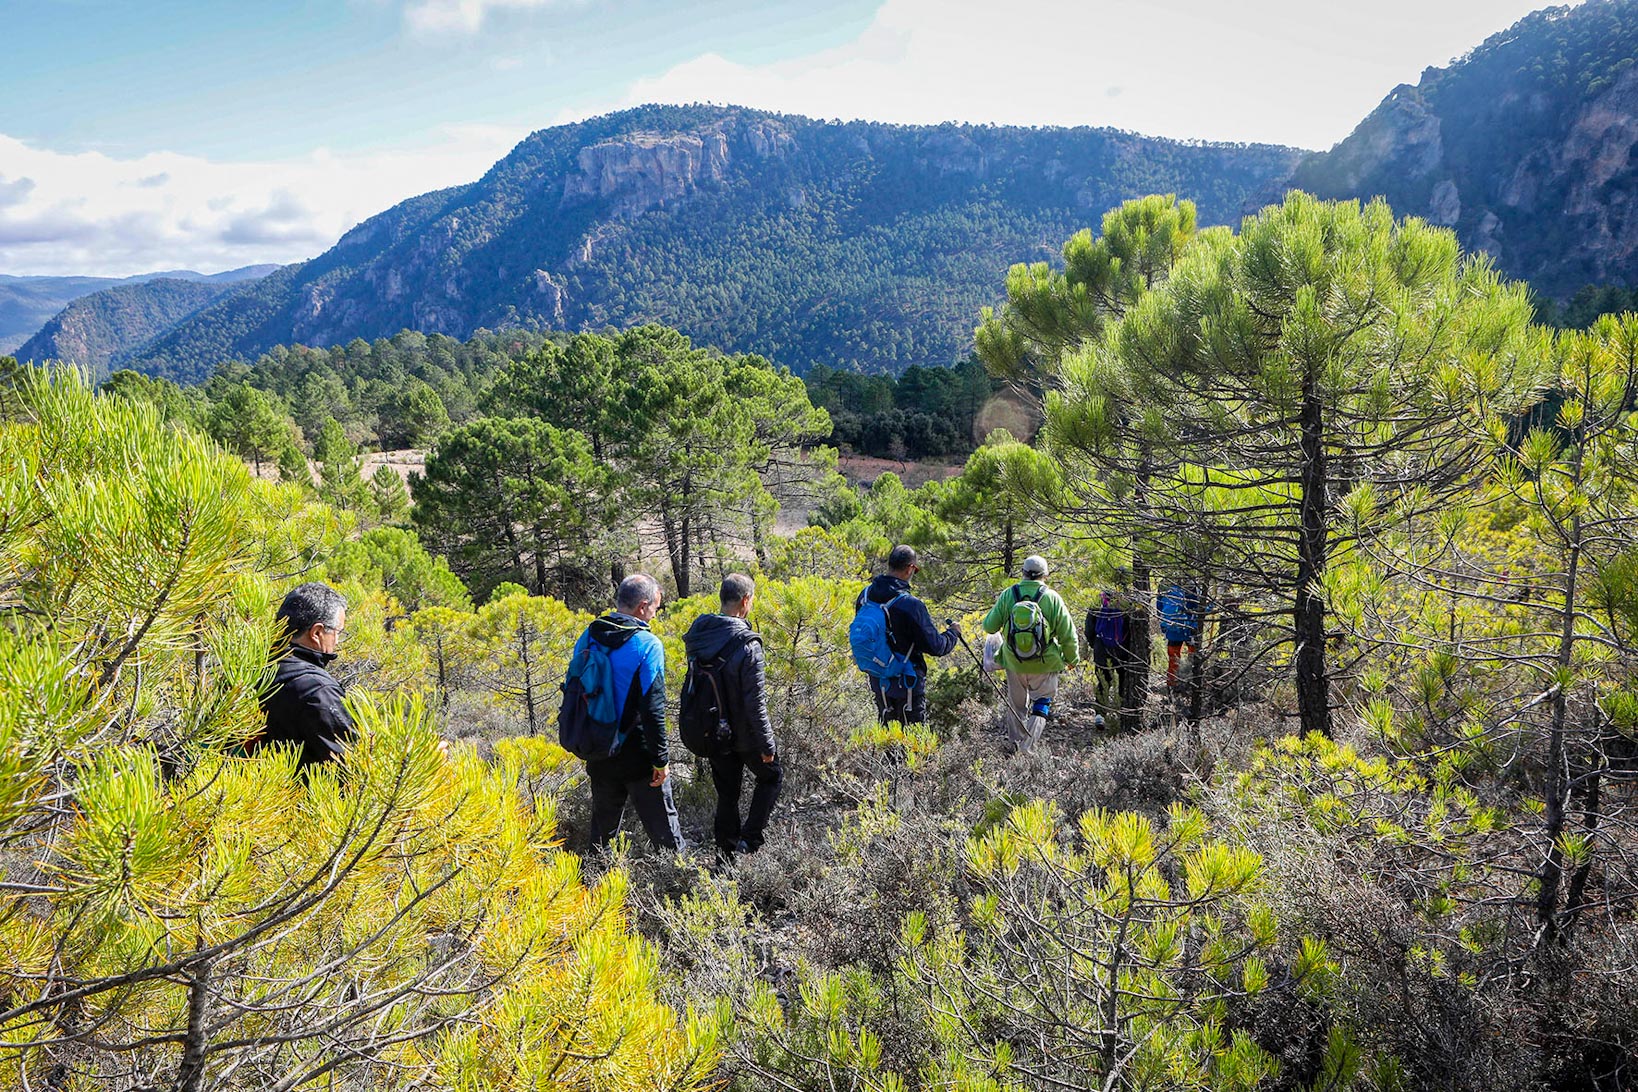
{"left": 586, "top": 751, "right": 684, "bottom": 853}
{"left": 1093, "top": 641, "right": 1140, "bottom": 713}
{"left": 709, "top": 750, "right": 783, "bottom": 852}
{"left": 869, "top": 676, "right": 927, "bottom": 725}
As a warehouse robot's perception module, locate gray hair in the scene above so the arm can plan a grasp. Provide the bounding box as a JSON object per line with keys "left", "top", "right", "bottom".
{"left": 720, "top": 573, "right": 756, "bottom": 609}
{"left": 277, "top": 581, "right": 346, "bottom": 637}
{"left": 616, "top": 573, "right": 660, "bottom": 613}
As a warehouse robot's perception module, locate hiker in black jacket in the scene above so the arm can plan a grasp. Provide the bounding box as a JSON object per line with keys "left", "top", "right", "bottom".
{"left": 260, "top": 582, "right": 354, "bottom": 768}
{"left": 683, "top": 573, "right": 781, "bottom": 858}
{"left": 854, "top": 545, "right": 961, "bottom": 725}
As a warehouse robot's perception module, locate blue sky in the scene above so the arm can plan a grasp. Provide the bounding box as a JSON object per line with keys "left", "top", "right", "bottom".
{"left": 6, "top": 0, "right": 880, "bottom": 160}
{"left": 0, "top": 0, "right": 1578, "bottom": 275}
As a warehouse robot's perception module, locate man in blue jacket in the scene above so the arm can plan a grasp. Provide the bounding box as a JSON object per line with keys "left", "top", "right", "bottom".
{"left": 854, "top": 545, "right": 962, "bottom": 725}
{"left": 574, "top": 573, "right": 685, "bottom": 854}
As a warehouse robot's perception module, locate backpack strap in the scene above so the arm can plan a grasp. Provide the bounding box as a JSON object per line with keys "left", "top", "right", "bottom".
{"left": 1012, "top": 583, "right": 1043, "bottom": 604}
{"left": 881, "top": 590, "right": 909, "bottom": 645}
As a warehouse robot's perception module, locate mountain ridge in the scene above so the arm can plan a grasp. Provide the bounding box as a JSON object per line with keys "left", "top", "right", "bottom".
{"left": 38, "top": 104, "right": 1302, "bottom": 381}
{"left": 0, "top": 265, "right": 276, "bottom": 356}
{"left": 1287, "top": 0, "right": 1638, "bottom": 296}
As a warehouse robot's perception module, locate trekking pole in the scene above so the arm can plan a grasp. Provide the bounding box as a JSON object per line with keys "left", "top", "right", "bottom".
{"left": 950, "top": 624, "right": 1027, "bottom": 733}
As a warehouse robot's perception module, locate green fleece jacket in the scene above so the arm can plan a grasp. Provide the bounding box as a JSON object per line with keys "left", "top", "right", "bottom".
{"left": 982, "top": 579, "right": 1080, "bottom": 674}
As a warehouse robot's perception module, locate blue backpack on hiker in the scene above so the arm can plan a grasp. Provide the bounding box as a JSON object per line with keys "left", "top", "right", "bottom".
{"left": 558, "top": 638, "right": 627, "bottom": 761}
{"left": 850, "top": 590, "right": 916, "bottom": 687}
{"left": 1158, "top": 584, "right": 1201, "bottom": 644}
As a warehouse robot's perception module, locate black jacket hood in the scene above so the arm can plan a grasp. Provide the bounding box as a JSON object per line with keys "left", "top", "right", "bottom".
{"left": 590, "top": 613, "right": 648, "bottom": 650}
{"left": 684, "top": 613, "right": 755, "bottom": 660}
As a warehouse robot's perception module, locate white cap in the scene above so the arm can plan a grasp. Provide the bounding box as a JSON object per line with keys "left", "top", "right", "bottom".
{"left": 1021, "top": 555, "right": 1049, "bottom": 578}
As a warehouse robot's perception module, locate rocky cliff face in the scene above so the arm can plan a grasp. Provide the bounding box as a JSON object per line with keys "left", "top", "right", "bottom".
{"left": 1286, "top": 0, "right": 1638, "bottom": 297}
{"left": 563, "top": 130, "right": 732, "bottom": 218}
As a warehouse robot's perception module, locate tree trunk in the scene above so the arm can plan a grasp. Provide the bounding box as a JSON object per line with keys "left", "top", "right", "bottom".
{"left": 531, "top": 524, "right": 549, "bottom": 595}
{"left": 1560, "top": 723, "right": 1605, "bottom": 939}
{"left": 1294, "top": 371, "right": 1332, "bottom": 737}
{"left": 676, "top": 513, "right": 693, "bottom": 599}
{"left": 434, "top": 638, "right": 449, "bottom": 708}
{"left": 1126, "top": 456, "right": 1155, "bottom": 719}
{"left": 174, "top": 960, "right": 212, "bottom": 1092}
{"left": 1537, "top": 507, "right": 1583, "bottom": 942}
{"left": 517, "top": 617, "right": 537, "bottom": 734}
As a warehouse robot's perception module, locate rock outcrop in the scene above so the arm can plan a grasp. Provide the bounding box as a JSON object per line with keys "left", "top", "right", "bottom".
{"left": 563, "top": 130, "right": 732, "bottom": 219}
{"left": 1285, "top": 1, "right": 1638, "bottom": 296}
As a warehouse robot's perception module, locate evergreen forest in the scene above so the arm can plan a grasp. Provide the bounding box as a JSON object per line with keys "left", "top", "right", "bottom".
{"left": 6, "top": 188, "right": 1638, "bottom": 1092}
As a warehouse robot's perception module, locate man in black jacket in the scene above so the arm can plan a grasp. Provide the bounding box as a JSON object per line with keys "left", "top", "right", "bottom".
{"left": 683, "top": 573, "right": 780, "bottom": 858}
{"left": 260, "top": 582, "right": 353, "bottom": 768}
{"left": 855, "top": 545, "right": 962, "bottom": 725}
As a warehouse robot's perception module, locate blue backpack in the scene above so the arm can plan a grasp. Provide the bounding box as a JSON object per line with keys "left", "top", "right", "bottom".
{"left": 850, "top": 590, "right": 916, "bottom": 685}
{"left": 557, "top": 637, "right": 627, "bottom": 761}
{"left": 1158, "top": 585, "right": 1201, "bottom": 644}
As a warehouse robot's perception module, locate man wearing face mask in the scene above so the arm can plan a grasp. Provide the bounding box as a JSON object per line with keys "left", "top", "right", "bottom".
{"left": 259, "top": 581, "right": 355, "bottom": 769}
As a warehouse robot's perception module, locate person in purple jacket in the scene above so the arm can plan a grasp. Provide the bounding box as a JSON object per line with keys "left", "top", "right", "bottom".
{"left": 1086, "top": 574, "right": 1141, "bottom": 730}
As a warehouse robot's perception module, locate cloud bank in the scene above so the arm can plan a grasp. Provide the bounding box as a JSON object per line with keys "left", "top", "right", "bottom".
{"left": 612, "top": 0, "right": 1574, "bottom": 150}
{"left": 402, "top": 0, "right": 572, "bottom": 34}
{"left": 0, "top": 125, "right": 526, "bottom": 276}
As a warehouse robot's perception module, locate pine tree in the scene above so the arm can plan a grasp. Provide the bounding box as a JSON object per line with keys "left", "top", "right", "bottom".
{"left": 413, "top": 416, "right": 622, "bottom": 606}
{"left": 979, "top": 195, "right": 1202, "bottom": 710}
{"left": 368, "top": 462, "right": 410, "bottom": 523}
{"left": 1052, "top": 193, "right": 1540, "bottom": 735}
{"left": 208, "top": 382, "right": 289, "bottom": 474}
{"left": 314, "top": 417, "right": 369, "bottom": 512}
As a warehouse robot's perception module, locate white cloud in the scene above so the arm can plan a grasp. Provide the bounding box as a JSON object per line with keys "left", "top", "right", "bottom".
{"left": 607, "top": 0, "right": 1581, "bottom": 150}
{"left": 402, "top": 0, "right": 563, "bottom": 34}
{"left": 0, "top": 124, "right": 528, "bottom": 276}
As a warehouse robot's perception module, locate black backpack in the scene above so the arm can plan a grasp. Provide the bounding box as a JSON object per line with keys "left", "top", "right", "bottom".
{"left": 678, "top": 636, "right": 752, "bottom": 757}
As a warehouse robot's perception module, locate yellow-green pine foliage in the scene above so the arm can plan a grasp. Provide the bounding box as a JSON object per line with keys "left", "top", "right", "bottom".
{"left": 0, "top": 367, "right": 716, "bottom": 1090}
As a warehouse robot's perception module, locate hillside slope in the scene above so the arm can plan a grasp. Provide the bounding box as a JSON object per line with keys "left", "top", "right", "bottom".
{"left": 18, "top": 279, "right": 241, "bottom": 379}
{"left": 122, "top": 105, "right": 1302, "bottom": 382}
{"left": 1287, "top": 0, "right": 1638, "bottom": 297}
{"left": 0, "top": 266, "right": 275, "bottom": 357}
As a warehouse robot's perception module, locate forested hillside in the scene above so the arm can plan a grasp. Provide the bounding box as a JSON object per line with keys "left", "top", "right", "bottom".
{"left": 0, "top": 265, "right": 274, "bottom": 355}
{"left": 1289, "top": 0, "right": 1638, "bottom": 297}
{"left": 17, "top": 277, "right": 239, "bottom": 380}
{"left": 101, "top": 104, "right": 1301, "bottom": 382}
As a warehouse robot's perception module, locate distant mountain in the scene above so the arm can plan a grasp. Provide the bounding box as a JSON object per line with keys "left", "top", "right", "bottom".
{"left": 116, "top": 105, "right": 1302, "bottom": 382}
{"left": 1287, "top": 0, "right": 1638, "bottom": 298}
{"left": 17, "top": 279, "right": 243, "bottom": 380}
{"left": 0, "top": 265, "right": 276, "bottom": 357}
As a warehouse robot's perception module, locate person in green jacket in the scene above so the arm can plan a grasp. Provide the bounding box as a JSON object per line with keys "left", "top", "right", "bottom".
{"left": 982, "top": 555, "right": 1080, "bottom": 754}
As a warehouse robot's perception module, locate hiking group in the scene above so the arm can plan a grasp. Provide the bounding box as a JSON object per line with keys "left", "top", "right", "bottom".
{"left": 257, "top": 551, "right": 1206, "bottom": 861}
{"left": 848, "top": 547, "right": 1207, "bottom": 755}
